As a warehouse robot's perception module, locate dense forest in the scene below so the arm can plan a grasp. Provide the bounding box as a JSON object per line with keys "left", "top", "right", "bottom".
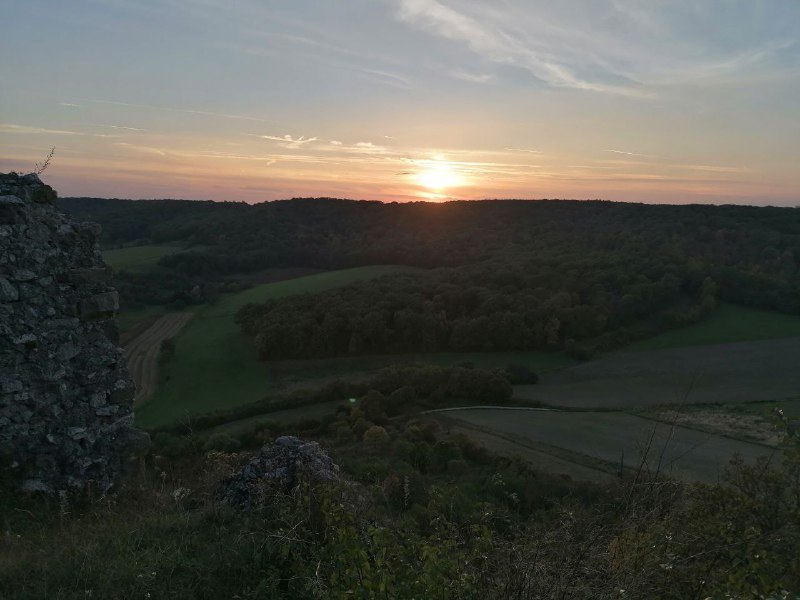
{"left": 62, "top": 197, "right": 800, "bottom": 356}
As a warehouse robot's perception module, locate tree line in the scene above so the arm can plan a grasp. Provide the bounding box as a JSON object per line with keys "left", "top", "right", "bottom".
{"left": 61, "top": 197, "right": 800, "bottom": 345}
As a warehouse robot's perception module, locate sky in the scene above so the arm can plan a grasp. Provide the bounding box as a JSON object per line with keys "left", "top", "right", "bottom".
{"left": 1, "top": 0, "right": 799, "bottom": 205}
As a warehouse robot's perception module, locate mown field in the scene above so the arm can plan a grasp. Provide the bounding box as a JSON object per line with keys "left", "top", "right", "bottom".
{"left": 134, "top": 265, "right": 421, "bottom": 427}
{"left": 102, "top": 244, "right": 183, "bottom": 273}
{"left": 515, "top": 336, "right": 800, "bottom": 409}
{"left": 442, "top": 408, "right": 777, "bottom": 483}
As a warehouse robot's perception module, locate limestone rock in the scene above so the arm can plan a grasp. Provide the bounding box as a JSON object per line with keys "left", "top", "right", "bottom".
{"left": 0, "top": 171, "right": 148, "bottom": 494}
{"left": 216, "top": 436, "right": 339, "bottom": 507}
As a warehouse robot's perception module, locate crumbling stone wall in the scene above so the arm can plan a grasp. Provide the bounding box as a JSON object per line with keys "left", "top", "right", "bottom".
{"left": 0, "top": 172, "right": 148, "bottom": 494}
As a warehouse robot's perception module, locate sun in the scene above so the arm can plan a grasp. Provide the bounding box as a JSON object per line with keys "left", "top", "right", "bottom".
{"left": 415, "top": 162, "right": 464, "bottom": 192}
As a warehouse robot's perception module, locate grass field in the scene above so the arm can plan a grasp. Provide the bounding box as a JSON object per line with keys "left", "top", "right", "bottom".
{"left": 135, "top": 265, "right": 421, "bottom": 428}
{"left": 630, "top": 303, "right": 800, "bottom": 351}
{"left": 515, "top": 336, "right": 800, "bottom": 409}
{"left": 102, "top": 244, "right": 183, "bottom": 273}
{"left": 443, "top": 408, "right": 777, "bottom": 483}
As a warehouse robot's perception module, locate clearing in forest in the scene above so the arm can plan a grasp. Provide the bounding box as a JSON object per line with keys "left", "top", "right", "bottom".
{"left": 134, "top": 265, "right": 421, "bottom": 428}
{"left": 102, "top": 244, "right": 183, "bottom": 273}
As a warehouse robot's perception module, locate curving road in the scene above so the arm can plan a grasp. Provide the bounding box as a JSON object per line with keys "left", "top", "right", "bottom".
{"left": 124, "top": 313, "right": 194, "bottom": 406}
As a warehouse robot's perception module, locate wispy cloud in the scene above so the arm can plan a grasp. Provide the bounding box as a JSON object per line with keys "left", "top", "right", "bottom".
{"left": 59, "top": 102, "right": 81, "bottom": 108}
{"left": 451, "top": 69, "right": 493, "bottom": 84}
{"left": 252, "top": 134, "right": 319, "bottom": 149}
{"left": 114, "top": 142, "right": 167, "bottom": 156}
{"left": 0, "top": 123, "right": 120, "bottom": 138}
{"left": 395, "top": 0, "right": 644, "bottom": 95}
{"left": 353, "top": 142, "right": 385, "bottom": 152}
{"left": 395, "top": 0, "right": 797, "bottom": 96}
{"left": 1, "top": 123, "right": 84, "bottom": 136}
{"left": 505, "top": 147, "right": 543, "bottom": 155}
{"left": 604, "top": 149, "right": 653, "bottom": 158}
{"left": 89, "top": 123, "right": 147, "bottom": 132}
{"left": 86, "top": 99, "right": 272, "bottom": 123}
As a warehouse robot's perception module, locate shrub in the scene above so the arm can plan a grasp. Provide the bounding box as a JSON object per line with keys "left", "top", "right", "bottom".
{"left": 202, "top": 433, "right": 241, "bottom": 452}
{"left": 362, "top": 425, "right": 390, "bottom": 451}
{"left": 502, "top": 364, "right": 539, "bottom": 384}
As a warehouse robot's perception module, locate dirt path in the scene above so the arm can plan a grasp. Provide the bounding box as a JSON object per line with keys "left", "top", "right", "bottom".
{"left": 124, "top": 313, "right": 194, "bottom": 406}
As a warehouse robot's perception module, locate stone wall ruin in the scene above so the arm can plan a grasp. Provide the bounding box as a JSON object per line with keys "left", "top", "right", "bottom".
{"left": 0, "top": 172, "right": 148, "bottom": 494}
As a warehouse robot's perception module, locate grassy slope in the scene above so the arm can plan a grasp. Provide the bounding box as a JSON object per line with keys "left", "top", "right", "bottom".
{"left": 102, "top": 244, "right": 180, "bottom": 273}
{"left": 629, "top": 303, "right": 800, "bottom": 351}
{"left": 135, "top": 265, "right": 420, "bottom": 427}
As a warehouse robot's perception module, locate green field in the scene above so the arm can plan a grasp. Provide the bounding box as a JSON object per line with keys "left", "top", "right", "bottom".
{"left": 102, "top": 244, "right": 183, "bottom": 273}
{"left": 630, "top": 303, "right": 800, "bottom": 351}
{"left": 444, "top": 408, "right": 776, "bottom": 483}
{"left": 135, "top": 265, "right": 421, "bottom": 427}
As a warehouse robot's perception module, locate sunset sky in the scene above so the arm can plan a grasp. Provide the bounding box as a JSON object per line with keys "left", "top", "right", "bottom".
{"left": 1, "top": 0, "right": 799, "bottom": 205}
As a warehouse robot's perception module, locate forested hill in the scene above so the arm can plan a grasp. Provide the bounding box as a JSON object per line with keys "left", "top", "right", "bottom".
{"left": 61, "top": 197, "right": 800, "bottom": 356}
{"left": 61, "top": 196, "right": 800, "bottom": 273}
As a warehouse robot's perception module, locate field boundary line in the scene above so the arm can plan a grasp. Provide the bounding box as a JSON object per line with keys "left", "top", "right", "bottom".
{"left": 422, "top": 405, "right": 565, "bottom": 415}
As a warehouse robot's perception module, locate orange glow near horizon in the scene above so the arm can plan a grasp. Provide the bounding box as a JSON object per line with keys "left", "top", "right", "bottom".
{"left": 414, "top": 161, "right": 467, "bottom": 192}
{"left": 2, "top": 130, "right": 798, "bottom": 206}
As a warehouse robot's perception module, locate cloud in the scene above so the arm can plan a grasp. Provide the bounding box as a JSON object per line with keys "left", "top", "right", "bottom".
{"left": 395, "top": 0, "right": 643, "bottom": 95}
{"left": 349, "top": 142, "right": 388, "bottom": 154}
{"left": 330, "top": 140, "right": 343, "bottom": 146}
{"left": 89, "top": 123, "right": 147, "bottom": 132}
{"left": 1, "top": 123, "right": 84, "bottom": 136}
{"left": 604, "top": 149, "right": 654, "bottom": 158}
{"left": 505, "top": 147, "right": 542, "bottom": 155}
{"left": 254, "top": 134, "right": 319, "bottom": 149}
{"left": 59, "top": 102, "right": 81, "bottom": 108}
{"left": 86, "top": 99, "right": 272, "bottom": 123}
{"left": 114, "top": 142, "right": 167, "bottom": 157}
{"left": 451, "top": 70, "right": 493, "bottom": 84}
{"left": 395, "top": 1, "right": 798, "bottom": 96}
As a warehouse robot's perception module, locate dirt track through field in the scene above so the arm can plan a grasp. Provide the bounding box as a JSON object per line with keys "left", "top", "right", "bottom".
{"left": 124, "top": 313, "right": 194, "bottom": 406}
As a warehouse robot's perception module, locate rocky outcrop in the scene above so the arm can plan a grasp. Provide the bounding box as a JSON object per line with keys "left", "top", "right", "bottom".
{"left": 0, "top": 172, "right": 149, "bottom": 494}
{"left": 217, "top": 436, "right": 339, "bottom": 507}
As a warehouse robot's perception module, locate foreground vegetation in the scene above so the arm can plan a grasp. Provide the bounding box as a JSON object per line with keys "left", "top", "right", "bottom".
{"left": 2, "top": 385, "right": 798, "bottom": 599}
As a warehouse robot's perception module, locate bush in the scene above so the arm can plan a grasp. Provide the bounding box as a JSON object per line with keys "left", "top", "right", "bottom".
{"left": 202, "top": 433, "right": 241, "bottom": 452}
{"left": 363, "top": 425, "right": 390, "bottom": 451}
{"left": 502, "top": 364, "right": 539, "bottom": 384}
{"left": 152, "top": 432, "right": 194, "bottom": 458}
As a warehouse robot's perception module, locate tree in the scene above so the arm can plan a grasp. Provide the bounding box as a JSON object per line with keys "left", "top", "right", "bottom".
{"left": 363, "top": 425, "right": 390, "bottom": 452}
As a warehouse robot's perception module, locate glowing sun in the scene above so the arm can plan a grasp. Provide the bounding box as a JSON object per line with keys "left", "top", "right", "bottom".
{"left": 415, "top": 162, "right": 465, "bottom": 191}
